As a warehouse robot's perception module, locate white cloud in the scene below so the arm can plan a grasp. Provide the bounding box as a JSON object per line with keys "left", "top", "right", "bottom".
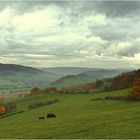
{"left": 12, "top": 6, "right": 60, "bottom": 31}
{"left": 82, "top": 14, "right": 106, "bottom": 26}
{"left": 0, "top": 7, "right": 12, "bottom": 28}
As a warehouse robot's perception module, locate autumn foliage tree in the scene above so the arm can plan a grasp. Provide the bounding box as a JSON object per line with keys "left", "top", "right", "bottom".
{"left": 0, "top": 96, "right": 6, "bottom": 115}
{"left": 66, "top": 86, "right": 81, "bottom": 94}
{"left": 24, "top": 87, "right": 41, "bottom": 97}
{"left": 44, "top": 87, "right": 58, "bottom": 93}
{"left": 110, "top": 73, "right": 134, "bottom": 91}
{"left": 82, "top": 82, "right": 96, "bottom": 93}
{"left": 130, "top": 70, "right": 140, "bottom": 98}
{"left": 0, "top": 105, "right": 6, "bottom": 115}
{"left": 30, "top": 87, "right": 41, "bottom": 95}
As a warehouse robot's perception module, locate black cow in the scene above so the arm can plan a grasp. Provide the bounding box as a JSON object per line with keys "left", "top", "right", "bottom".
{"left": 47, "top": 113, "right": 56, "bottom": 118}
{"left": 39, "top": 116, "right": 45, "bottom": 120}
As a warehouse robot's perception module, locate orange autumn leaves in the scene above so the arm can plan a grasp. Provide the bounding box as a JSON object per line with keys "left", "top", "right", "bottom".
{"left": 131, "top": 70, "right": 140, "bottom": 98}
{"left": 0, "top": 96, "right": 6, "bottom": 115}
{"left": 0, "top": 105, "right": 6, "bottom": 115}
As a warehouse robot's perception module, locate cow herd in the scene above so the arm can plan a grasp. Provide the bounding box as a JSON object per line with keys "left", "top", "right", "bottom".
{"left": 39, "top": 113, "right": 56, "bottom": 120}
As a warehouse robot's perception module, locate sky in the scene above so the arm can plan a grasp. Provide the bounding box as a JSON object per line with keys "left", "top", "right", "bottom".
{"left": 0, "top": 0, "right": 140, "bottom": 68}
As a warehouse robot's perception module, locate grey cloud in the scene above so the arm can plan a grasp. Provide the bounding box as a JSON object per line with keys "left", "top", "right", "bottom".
{"left": 117, "top": 44, "right": 140, "bottom": 57}
{"left": 118, "top": 48, "right": 140, "bottom": 57}
{"left": 89, "top": 26, "right": 127, "bottom": 41}
{"left": 61, "top": 1, "right": 140, "bottom": 20}
{"left": 89, "top": 14, "right": 140, "bottom": 41}
{"left": 1, "top": 1, "right": 140, "bottom": 17}
{"left": 94, "top": 1, "right": 140, "bottom": 17}
{"left": 0, "top": 1, "right": 68, "bottom": 15}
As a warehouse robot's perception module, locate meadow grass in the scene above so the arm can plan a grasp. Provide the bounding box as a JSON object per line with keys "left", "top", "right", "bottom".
{"left": 0, "top": 88, "right": 140, "bottom": 139}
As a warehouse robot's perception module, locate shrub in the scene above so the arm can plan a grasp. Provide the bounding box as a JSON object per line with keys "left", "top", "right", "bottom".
{"left": 46, "top": 99, "right": 59, "bottom": 105}
{"left": 28, "top": 100, "right": 59, "bottom": 110}
{"left": 30, "top": 87, "right": 41, "bottom": 95}
{"left": 0, "top": 105, "right": 6, "bottom": 115}
{"left": 6, "top": 102, "right": 17, "bottom": 113}
{"left": 28, "top": 102, "right": 46, "bottom": 110}
{"left": 44, "top": 87, "right": 58, "bottom": 93}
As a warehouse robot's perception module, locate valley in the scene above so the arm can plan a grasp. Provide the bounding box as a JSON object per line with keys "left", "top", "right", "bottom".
{"left": 0, "top": 64, "right": 61, "bottom": 94}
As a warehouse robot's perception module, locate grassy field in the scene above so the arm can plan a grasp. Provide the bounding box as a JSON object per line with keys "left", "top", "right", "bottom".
{"left": 0, "top": 88, "right": 140, "bottom": 139}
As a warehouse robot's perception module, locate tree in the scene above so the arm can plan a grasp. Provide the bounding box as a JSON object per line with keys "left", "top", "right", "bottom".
{"left": 6, "top": 102, "right": 16, "bottom": 113}
{"left": 96, "top": 79, "right": 102, "bottom": 88}
{"left": 104, "top": 83, "right": 110, "bottom": 92}
{"left": 130, "top": 71, "right": 140, "bottom": 98}
{"left": 64, "top": 86, "right": 81, "bottom": 94}
{"left": 30, "top": 87, "right": 41, "bottom": 95}
{"left": 44, "top": 87, "right": 58, "bottom": 93}
{"left": 131, "top": 85, "right": 140, "bottom": 98}
{"left": 0, "top": 105, "right": 6, "bottom": 115}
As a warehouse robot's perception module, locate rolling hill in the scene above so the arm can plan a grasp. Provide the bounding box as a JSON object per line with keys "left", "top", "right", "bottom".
{"left": 0, "top": 63, "right": 61, "bottom": 94}
{"left": 1, "top": 88, "right": 140, "bottom": 139}
{"left": 63, "top": 68, "right": 140, "bottom": 95}
{"left": 50, "top": 69, "right": 127, "bottom": 88}
{"left": 0, "top": 63, "right": 42, "bottom": 73}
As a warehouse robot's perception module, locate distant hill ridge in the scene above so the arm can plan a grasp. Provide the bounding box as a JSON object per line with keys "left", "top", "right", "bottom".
{"left": 0, "top": 63, "right": 43, "bottom": 73}
{"left": 0, "top": 64, "right": 62, "bottom": 94}
{"left": 50, "top": 69, "right": 126, "bottom": 88}
{"left": 56, "top": 69, "right": 140, "bottom": 95}
{"left": 42, "top": 67, "right": 102, "bottom": 75}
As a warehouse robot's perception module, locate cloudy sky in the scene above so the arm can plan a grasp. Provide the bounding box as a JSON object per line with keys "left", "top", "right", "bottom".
{"left": 0, "top": 0, "right": 140, "bottom": 68}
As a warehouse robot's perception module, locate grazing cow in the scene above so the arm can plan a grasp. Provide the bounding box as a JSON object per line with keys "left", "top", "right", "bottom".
{"left": 39, "top": 116, "right": 45, "bottom": 120}
{"left": 47, "top": 113, "right": 56, "bottom": 118}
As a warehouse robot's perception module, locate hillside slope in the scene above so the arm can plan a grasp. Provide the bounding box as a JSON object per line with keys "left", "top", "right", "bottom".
{"left": 1, "top": 89, "right": 140, "bottom": 139}
{"left": 70, "top": 69, "right": 140, "bottom": 94}
{"left": 51, "top": 69, "right": 124, "bottom": 88}
{"left": 0, "top": 63, "right": 42, "bottom": 73}
{"left": 0, "top": 64, "right": 61, "bottom": 94}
